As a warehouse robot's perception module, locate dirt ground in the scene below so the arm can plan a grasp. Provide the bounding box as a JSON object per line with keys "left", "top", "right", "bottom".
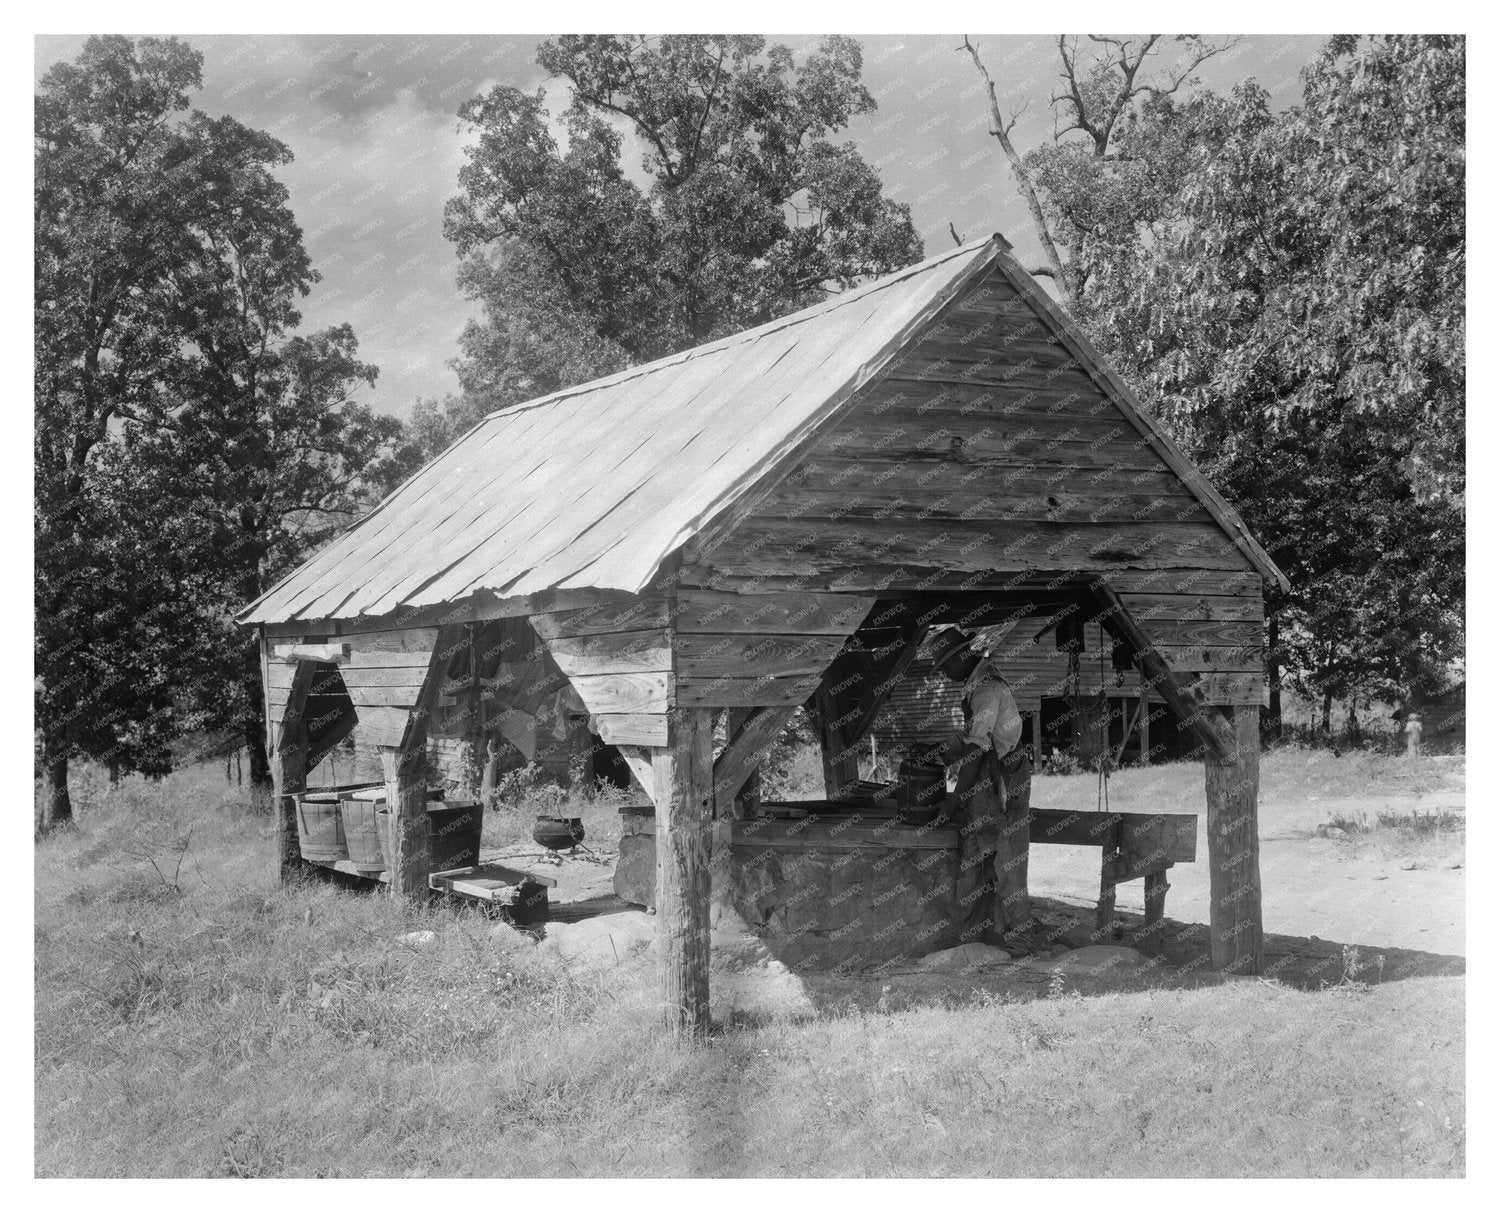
{"left": 1028, "top": 771, "right": 1466, "bottom": 959}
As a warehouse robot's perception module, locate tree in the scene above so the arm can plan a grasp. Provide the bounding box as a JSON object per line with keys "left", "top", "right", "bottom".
{"left": 427, "top": 34, "right": 923, "bottom": 450}
{"left": 1006, "top": 36, "right": 1464, "bottom": 723}
{"left": 960, "top": 34, "right": 1238, "bottom": 303}
{"left": 35, "top": 36, "right": 408, "bottom": 824}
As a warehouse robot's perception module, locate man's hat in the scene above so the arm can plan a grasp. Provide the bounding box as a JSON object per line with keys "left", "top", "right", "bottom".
{"left": 928, "top": 627, "right": 976, "bottom": 670}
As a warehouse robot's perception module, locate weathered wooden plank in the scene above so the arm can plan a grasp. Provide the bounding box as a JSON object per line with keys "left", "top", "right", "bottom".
{"left": 1181, "top": 672, "right": 1265, "bottom": 706}
{"left": 675, "top": 672, "right": 823, "bottom": 708}
{"left": 590, "top": 713, "right": 670, "bottom": 747}
{"left": 338, "top": 666, "right": 442, "bottom": 690}
{"left": 334, "top": 649, "right": 440, "bottom": 670}
{"left": 1104, "top": 569, "right": 1263, "bottom": 597}
{"left": 859, "top": 376, "right": 1114, "bottom": 417}
{"left": 356, "top": 705, "right": 418, "bottom": 748}
{"left": 344, "top": 685, "right": 425, "bottom": 708}
{"left": 1145, "top": 643, "right": 1265, "bottom": 674}
{"left": 807, "top": 421, "right": 1170, "bottom": 471}
{"left": 675, "top": 632, "right": 846, "bottom": 680}
{"left": 1118, "top": 593, "right": 1266, "bottom": 623}
{"left": 1029, "top": 808, "right": 1197, "bottom": 864}
{"left": 672, "top": 589, "right": 874, "bottom": 636}
{"left": 529, "top": 599, "right": 672, "bottom": 640}
{"left": 709, "top": 518, "right": 1257, "bottom": 577}
{"left": 568, "top": 671, "right": 672, "bottom": 715}
{"left": 541, "top": 627, "right": 673, "bottom": 676}
{"left": 746, "top": 487, "right": 1216, "bottom": 527}
{"left": 343, "top": 627, "right": 441, "bottom": 654}
{"left": 789, "top": 458, "right": 1197, "bottom": 501}
{"left": 272, "top": 642, "right": 350, "bottom": 664}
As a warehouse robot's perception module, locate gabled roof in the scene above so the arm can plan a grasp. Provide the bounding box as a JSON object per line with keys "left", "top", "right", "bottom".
{"left": 241, "top": 235, "right": 1283, "bottom": 627}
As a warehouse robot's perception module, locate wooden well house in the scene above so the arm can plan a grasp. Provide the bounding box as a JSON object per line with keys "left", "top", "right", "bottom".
{"left": 241, "top": 234, "right": 1285, "bottom": 1035}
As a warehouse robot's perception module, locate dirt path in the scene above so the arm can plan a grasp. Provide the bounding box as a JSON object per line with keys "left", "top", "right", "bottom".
{"left": 1032, "top": 773, "right": 1464, "bottom": 953}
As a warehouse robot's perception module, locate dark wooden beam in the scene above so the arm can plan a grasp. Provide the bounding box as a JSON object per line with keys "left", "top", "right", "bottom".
{"left": 1084, "top": 579, "right": 1236, "bottom": 764}
{"left": 712, "top": 705, "right": 799, "bottom": 812}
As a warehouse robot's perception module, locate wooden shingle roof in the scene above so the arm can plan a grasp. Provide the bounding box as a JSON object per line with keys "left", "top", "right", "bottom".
{"left": 241, "top": 235, "right": 1283, "bottom": 627}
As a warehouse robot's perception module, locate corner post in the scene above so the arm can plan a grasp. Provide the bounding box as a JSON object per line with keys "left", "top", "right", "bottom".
{"left": 269, "top": 642, "right": 316, "bottom": 886}
{"left": 381, "top": 744, "right": 431, "bottom": 899}
{"left": 653, "top": 706, "right": 714, "bottom": 1037}
{"left": 1203, "top": 704, "right": 1263, "bottom": 973}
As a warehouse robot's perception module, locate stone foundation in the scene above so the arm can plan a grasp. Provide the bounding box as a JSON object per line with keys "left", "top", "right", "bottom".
{"left": 614, "top": 805, "right": 988, "bottom": 970}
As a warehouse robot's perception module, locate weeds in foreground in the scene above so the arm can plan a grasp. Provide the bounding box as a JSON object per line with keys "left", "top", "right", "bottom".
{"left": 35, "top": 760, "right": 1467, "bottom": 1177}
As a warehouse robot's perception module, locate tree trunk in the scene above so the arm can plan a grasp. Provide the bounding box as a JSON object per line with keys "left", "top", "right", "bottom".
{"left": 42, "top": 752, "right": 72, "bottom": 830}
{"left": 1320, "top": 690, "right": 1333, "bottom": 736}
{"left": 246, "top": 720, "right": 272, "bottom": 789}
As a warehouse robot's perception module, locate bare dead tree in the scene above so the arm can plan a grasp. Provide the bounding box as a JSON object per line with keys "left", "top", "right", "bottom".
{"left": 961, "top": 35, "right": 1071, "bottom": 299}
{"left": 960, "top": 33, "right": 1241, "bottom": 305}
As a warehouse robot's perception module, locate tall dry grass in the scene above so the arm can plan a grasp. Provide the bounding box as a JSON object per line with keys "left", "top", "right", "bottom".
{"left": 35, "top": 759, "right": 1464, "bottom": 1176}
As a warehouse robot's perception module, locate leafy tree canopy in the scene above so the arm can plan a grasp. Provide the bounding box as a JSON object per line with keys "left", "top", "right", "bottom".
{"left": 35, "top": 36, "right": 407, "bottom": 821}
{"left": 1020, "top": 35, "right": 1464, "bottom": 708}
{"left": 424, "top": 34, "right": 923, "bottom": 449}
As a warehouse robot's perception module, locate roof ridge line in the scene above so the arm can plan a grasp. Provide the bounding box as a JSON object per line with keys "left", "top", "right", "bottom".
{"left": 480, "top": 236, "right": 1003, "bottom": 425}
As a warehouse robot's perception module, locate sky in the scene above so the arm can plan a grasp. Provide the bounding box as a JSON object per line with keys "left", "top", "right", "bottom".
{"left": 33, "top": 33, "right": 1328, "bottom": 419}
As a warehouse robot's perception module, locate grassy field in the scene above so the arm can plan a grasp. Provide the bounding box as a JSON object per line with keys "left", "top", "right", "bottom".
{"left": 35, "top": 752, "right": 1465, "bottom": 1177}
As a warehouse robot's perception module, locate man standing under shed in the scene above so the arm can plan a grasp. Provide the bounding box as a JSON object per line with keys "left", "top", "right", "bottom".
{"left": 925, "top": 627, "right": 1035, "bottom": 947}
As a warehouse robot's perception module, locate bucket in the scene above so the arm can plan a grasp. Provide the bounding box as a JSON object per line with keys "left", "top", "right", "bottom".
{"left": 376, "top": 799, "right": 483, "bottom": 874}
{"left": 896, "top": 759, "right": 947, "bottom": 825}
{"left": 296, "top": 794, "right": 348, "bottom": 862}
{"left": 340, "top": 798, "right": 386, "bottom": 874}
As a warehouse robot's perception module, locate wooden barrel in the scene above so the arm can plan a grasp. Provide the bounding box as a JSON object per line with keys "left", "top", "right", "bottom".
{"left": 340, "top": 797, "right": 386, "bottom": 874}
{"left": 296, "top": 794, "right": 348, "bottom": 862}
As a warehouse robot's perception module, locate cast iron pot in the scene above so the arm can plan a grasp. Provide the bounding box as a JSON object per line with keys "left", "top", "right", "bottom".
{"left": 533, "top": 816, "right": 586, "bottom": 851}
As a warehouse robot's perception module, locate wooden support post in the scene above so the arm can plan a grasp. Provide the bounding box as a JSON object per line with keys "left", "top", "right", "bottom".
{"left": 1095, "top": 820, "right": 1122, "bottom": 933}
{"left": 381, "top": 745, "right": 431, "bottom": 899}
{"left": 378, "top": 622, "right": 463, "bottom": 901}
{"left": 271, "top": 651, "right": 317, "bottom": 885}
{"left": 1144, "top": 869, "right": 1170, "bottom": 925}
{"left": 1204, "top": 704, "right": 1263, "bottom": 974}
{"left": 274, "top": 734, "right": 309, "bottom": 883}
{"left": 1030, "top": 708, "right": 1042, "bottom": 765}
{"left": 653, "top": 707, "right": 714, "bottom": 1038}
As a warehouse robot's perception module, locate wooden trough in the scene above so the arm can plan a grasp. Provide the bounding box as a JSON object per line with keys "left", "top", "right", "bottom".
{"left": 243, "top": 233, "right": 1283, "bottom": 1036}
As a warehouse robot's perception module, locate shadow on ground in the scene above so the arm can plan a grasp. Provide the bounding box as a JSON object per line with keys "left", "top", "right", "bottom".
{"left": 785, "top": 895, "right": 1466, "bottom": 1017}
